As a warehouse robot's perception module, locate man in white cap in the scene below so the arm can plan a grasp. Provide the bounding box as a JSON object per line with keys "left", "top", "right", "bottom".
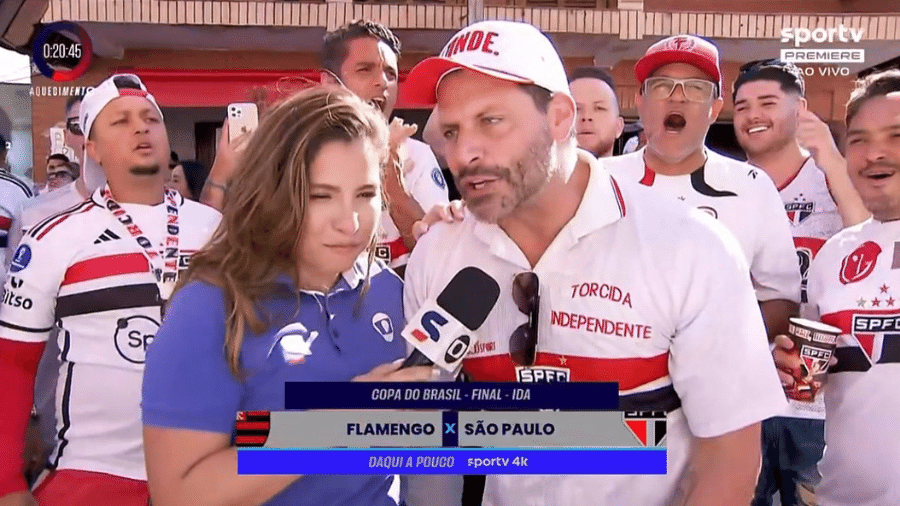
{"left": 603, "top": 36, "right": 800, "bottom": 343}
{"left": 401, "top": 20, "right": 787, "bottom": 506}
{"left": 0, "top": 74, "right": 220, "bottom": 506}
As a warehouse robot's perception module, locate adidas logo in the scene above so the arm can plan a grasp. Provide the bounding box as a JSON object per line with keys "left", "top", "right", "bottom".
{"left": 93, "top": 229, "right": 121, "bottom": 244}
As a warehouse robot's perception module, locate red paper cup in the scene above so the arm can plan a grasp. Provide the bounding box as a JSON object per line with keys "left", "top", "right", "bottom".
{"left": 785, "top": 317, "right": 842, "bottom": 402}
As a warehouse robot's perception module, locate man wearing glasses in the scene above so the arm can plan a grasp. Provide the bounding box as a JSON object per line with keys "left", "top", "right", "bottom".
{"left": 402, "top": 21, "right": 788, "bottom": 505}
{"left": 604, "top": 36, "right": 801, "bottom": 344}
{"left": 45, "top": 155, "right": 77, "bottom": 192}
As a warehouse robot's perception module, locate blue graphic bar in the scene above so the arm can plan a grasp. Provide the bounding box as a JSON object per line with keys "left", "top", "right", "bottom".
{"left": 237, "top": 448, "right": 666, "bottom": 475}
{"left": 284, "top": 382, "right": 619, "bottom": 410}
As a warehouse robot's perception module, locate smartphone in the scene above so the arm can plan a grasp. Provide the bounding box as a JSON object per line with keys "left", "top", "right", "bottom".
{"left": 50, "top": 127, "right": 66, "bottom": 154}
{"left": 227, "top": 103, "right": 259, "bottom": 142}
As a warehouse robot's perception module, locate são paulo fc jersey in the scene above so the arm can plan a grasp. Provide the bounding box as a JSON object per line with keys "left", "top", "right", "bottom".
{"left": 778, "top": 157, "right": 843, "bottom": 419}
{"left": 0, "top": 189, "right": 220, "bottom": 480}
{"left": 404, "top": 151, "right": 787, "bottom": 506}
{"left": 604, "top": 148, "right": 800, "bottom": 305}
{"left": 0, "top": 170, "right": 34, "bottom": 276}
{"left": 376, "top": 138, "right": 448, "bottom": 270}
{"left": 806, "top": 218, "right": 900, "bottom": 506}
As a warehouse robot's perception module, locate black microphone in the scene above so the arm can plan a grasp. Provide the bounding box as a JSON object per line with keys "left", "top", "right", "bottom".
{"left": 400, "top": 267, "right": 501, "bottom": 374}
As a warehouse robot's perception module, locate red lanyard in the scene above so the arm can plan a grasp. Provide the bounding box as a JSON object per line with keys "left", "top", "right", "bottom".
{"left": 100, "top": 185, "right": 180, "bottom": 300}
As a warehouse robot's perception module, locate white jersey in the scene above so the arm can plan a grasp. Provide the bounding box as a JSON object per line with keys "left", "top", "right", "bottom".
{"left": 778, "top": 157, "right": 844, "bottom": 420}
{"left": 604, "top": 148, "right": 801, "bottom": 304}
{"left": 0, "top": 170, "right": 35, "bottom": 275}
{"left": 0, "top": 188, "right": 220, "bottom": 480}
{"left": 806, "top": 218, "right": 900, "bottom": 506}
{"left": 377, "top": 137, "right": 448, "bottom": 269}
{"left": 404, "top": 151, "right": 787, "bottom": 506}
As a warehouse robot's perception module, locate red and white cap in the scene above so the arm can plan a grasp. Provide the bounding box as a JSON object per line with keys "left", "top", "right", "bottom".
{"left": 79, "top": 74, "right": 164, "bottom": 192}
{"left": 634, "top": 35, "right": 722, "bottom": 93}
{"left": 402, "top": 20, "right": 571, "bottom": 106}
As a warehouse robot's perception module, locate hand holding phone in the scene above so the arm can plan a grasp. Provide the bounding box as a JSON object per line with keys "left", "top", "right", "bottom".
{"left": 227, "top": 103, "right": 259, "bottom": 143}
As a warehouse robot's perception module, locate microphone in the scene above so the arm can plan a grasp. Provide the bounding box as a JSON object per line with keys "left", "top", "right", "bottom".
{"left": 400, "top": 267, "right": 501, "bottom": 375}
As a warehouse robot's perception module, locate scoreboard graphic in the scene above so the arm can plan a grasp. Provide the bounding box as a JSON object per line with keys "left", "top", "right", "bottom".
{"left": 235, "top": 383, "right": 669, "bottom": 475}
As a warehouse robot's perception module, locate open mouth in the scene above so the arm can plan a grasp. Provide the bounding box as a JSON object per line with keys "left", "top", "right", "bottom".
{"left": 663, "top": 113, "right": 686, "bottom": 132}
{"left": 747, "top": 125, "right": 770, "bottom": 134}
{"left": 135, "top": 142, "right": 153, "bottom": 152}
{"left": 862, "top": 163, "right": 898, "bottom": 181}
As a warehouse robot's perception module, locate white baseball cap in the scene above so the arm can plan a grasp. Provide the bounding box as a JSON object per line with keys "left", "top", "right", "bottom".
{"left": 402, "top": 20, "right": 571, "bottom": 106}
{"left": 80, "top": 74, "right": 164, "bottom": 192}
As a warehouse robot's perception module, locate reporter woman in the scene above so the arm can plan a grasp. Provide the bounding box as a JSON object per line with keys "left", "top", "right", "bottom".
{"left": 141, "top": 86, "right": 431, "bottom": 506}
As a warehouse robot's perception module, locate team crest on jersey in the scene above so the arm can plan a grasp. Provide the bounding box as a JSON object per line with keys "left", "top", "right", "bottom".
{"left": 623, "top": 411, "right": 667, "bottom": 447}
{"left": 840, "top": 241, "right": 882, "bottom": 285}
{"left": 275, "top": 322, "right": 319, "bottom": 365}
{"left": 372, "top": 312, "right": 394, "bottom": 342}
{"left": 431, "top": 168, "right": 447, "bottom": 190}
{"left": 786, "top": 201, "right": 815, "bottom": 225}
{"left": 850, "top": 313, "right": 899, "bottom": 365}
{"left": 516, "top": 366, "right": 570, "bottom": 382}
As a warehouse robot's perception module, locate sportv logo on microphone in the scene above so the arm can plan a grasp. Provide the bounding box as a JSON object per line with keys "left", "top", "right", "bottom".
{"left": 779, "top": 24, "right": 865, "bottom": 77}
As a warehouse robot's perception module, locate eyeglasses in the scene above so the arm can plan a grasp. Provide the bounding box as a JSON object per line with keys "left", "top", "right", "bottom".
{"left": 509, "top": 272, "right": 540, "bottom": 366}
{"left": 66, "top": 117, "right": 82, "bottom": 136}
{"left": 642, "top": 77, "right": 718, "bottom": 103}
{"left": 47, "top": 171, "right": 73, "bottom": 181}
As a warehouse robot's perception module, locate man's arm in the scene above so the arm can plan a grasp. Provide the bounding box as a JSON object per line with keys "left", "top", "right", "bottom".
{"left": 796, "top": 110, "right": 870, "bottom": 227}
{"left": 759, "top": 299, "right": 799, "bottom": 343}
{"left": 199, "top": 120, "right": 249, "bottom": 212}
{"left": 674, "top": 423, "right": 762, "bottom": 506}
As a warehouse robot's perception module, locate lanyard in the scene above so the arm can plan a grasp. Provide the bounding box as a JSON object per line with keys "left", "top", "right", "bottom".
{"left": 100, "top": 185, "right": 180, "bottom": 301}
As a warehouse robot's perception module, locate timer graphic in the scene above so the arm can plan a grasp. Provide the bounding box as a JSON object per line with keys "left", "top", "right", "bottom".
{"left": 31, "top": 21, "right": 93, "bottom": 81}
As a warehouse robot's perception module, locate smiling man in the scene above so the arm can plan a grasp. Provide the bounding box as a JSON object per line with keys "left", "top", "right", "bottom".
{"left": 732, "top": 59, "right": 870, "bottom": 506}
{"left": 569, "top": 67, "right": 624, "bottom": 158}
{"left": 604, "top": 35, "right": 801, "bottom": 343}
{"left": 773, "top": 69, "right": 900, "bottom": 506}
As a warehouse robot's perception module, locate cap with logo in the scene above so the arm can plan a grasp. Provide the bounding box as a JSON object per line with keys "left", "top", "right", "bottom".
{"left": 402, "top": 20, "right": 571, "bottom": 107}
{"left": 634, "top": 35, "right": 722, "bottom": 93}
{"left": 79, "top": 74, "right": 164, "bottom": 192}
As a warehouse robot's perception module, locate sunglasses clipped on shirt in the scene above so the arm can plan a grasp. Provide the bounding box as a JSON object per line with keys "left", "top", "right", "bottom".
{"left": 509, "top": 272, "right": 540, "bottom": 367}
{"left": 642, "top": 76, "right": 718, "bottom": 103}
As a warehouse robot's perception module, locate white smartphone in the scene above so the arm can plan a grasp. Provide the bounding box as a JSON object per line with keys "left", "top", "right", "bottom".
{"left": 49, "top": 127, "right": 66, "bottom": 154}
{"left": 227, "top": 103, "right": 259, "bottom": 142}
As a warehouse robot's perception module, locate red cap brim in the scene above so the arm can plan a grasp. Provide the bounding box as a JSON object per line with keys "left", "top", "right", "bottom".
{"left": 401, "top": 56, "right": 533, "bottom": 107}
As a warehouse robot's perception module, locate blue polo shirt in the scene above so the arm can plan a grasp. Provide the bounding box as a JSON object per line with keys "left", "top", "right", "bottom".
{"left": 142, "top": 259, "right": 406, "bottom": 506}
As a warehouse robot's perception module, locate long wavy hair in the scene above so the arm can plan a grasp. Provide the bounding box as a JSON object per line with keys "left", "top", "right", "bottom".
{"left": 180, "top": 85, "right": 389, "bottom": 377}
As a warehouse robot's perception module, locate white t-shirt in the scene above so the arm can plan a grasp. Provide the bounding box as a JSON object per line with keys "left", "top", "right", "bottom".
{"left": 377, "top": 138, "right": 448, "bottom": 269}
{"left": 806, "top": 218, "right": 900, "bottom": 506}
{"left": 603, "top": 148, "right": 801, "bottom": 304}
{"left": 0, "top": 188, "right": 220, "bottom": 480}
{"left": 403, "top": 151, "right": 788, "bottom": 506}
{"left": 778, "top": 157, "right": 844, "bottom": 419}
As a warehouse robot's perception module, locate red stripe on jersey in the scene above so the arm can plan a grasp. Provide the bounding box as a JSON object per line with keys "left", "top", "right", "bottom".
{"left": 776, "top": 157, "right": 808, "bottom": 192}
{"left": 61, "top": 253, "right": 149, "bottom": 286}
{"left": 0, "top": 216, "right": 11, "bottom": 231}
{"left": 611, "top": 178, "right": 627, "bottom": 217}
{"left": 384, "top": 237, "right": 410, "bottom": 262}
{"left": 35, "top": 204, "right": 95, "bottom": 241}
{"left": 463, "top": 352, "right": 669, "bottom": 391}
{"left": 639, "top": 165, "right": 655, "bottom": 186}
